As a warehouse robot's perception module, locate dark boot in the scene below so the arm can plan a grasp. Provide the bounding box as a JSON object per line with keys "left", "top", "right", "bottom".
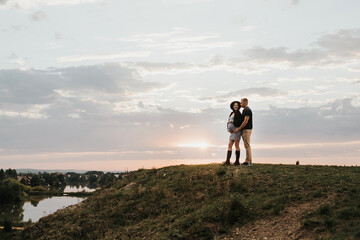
{"left": 234, "top": 150, "right": 240, "bottom": 166}
{"left": 222, "top": 150, "right": 232, "bottom": 165}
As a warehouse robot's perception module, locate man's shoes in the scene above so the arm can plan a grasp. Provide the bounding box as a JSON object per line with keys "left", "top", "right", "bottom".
{"left": 242, "top": 162, "right": 250, "bottom": 165}
{"left": 233, "top": 161, "right": 240, "bottom": 166}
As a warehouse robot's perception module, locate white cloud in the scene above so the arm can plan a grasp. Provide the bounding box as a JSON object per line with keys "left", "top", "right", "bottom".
{"left": 11, "top": 25, "right": 26, "bottom": 31}
{"left": 161, "top": 0, "right": 213, "bottom": 4}
{"left": 100, "top": 28, "right": 236, "bottom": 55}
{"left": 0, "top": 0, "right": 99, "bottom": 9}
{"left": 29, "top": 10, "right": 46, "bottom": 21}
{"left": 199, "top": 87, "right": 287, "bottom": 103}
{"left": 57, "top": 52, "right": 151, "bottom": 63}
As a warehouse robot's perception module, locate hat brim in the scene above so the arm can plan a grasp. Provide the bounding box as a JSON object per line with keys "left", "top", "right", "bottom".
{"left": 230, "top": 101, "right": 241, "bottom": 110}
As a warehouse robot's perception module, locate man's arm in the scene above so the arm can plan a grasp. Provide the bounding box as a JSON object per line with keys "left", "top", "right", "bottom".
{"left": 234, "top": 116, "right": 249, "bottom": 133}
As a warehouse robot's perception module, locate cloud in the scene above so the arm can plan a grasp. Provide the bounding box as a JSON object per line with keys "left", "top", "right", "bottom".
{"left": 161, "top": 0, "right": 213, "bottom": 4}
{"left": 199, "top": 87, "right": 287, "bottom": 103}
{"left": 0, "top": 0, "right": 99, "bottom": 9}
{"left": 316, "top": 29, "right": 360, "bottom": 58}
{"left": 11, "top": 25, "right": 26, "bottom": 31}
{"left": 1, "top": 97, "right": 359, "bottom": 169}
{"left": 29, "top": 10, "right": 47, "bottom": 21}
{"left": 57, "top": 52, "right": 151, "bottom": 63}
{"left": 240, "top": 28, "right": 360, "bottom": 69}
{"left": 0, "top": 63, "right": 162, "bottom": 107}
{"left": 243, "top": 46, "right": 326, "bottom": 66}
{"left": 101, "top": 28, "right": 236, "bottom": 54}
{"left": 256, "top": 98, "right": 360, "bottom": 143}
{"left": 7, "top": 53, "right": 25, "bottom": 66}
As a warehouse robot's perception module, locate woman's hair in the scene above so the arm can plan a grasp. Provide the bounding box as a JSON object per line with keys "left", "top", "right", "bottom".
{"left": 230, "top": 101, "right": 241, "bottom": 111}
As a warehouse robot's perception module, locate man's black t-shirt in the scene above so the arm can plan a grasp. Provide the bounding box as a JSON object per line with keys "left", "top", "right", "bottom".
{"left": 242, "top": 107, "right": 253, "bottom": 129}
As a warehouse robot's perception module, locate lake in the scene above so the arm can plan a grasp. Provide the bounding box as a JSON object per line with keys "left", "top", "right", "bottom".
{"left": 23, "top": 196, "right": 84, "bottom": 222}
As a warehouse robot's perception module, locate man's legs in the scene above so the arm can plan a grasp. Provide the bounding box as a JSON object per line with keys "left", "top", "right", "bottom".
{"left": 242, "top": 129, "right": 252, "bottom": 164}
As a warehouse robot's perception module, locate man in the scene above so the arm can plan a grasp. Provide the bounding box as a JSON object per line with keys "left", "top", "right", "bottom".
{"left": 234, "top": 98, "right": 253, "bottom": 165}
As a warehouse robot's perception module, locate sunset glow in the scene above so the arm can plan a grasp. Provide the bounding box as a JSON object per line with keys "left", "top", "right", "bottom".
{"left": 178, "top": 142, "right": 209, "bottom": 149}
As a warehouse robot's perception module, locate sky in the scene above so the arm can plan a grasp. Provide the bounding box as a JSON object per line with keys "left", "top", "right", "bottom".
{"left": 0, "top": 0, "right": 360, "bottom": 171}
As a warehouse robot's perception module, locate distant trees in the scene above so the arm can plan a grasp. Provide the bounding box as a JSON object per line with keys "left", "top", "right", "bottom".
{"left": 0, "top": 168, "right": 123, "bottom": 196}
{"left": 0, "top": 178, "right": 24, "bottom": 204}
{"left": 30, "top": 175, "right": 41, "bottom": 187}
{"left": 0, "top": 169, "right": 5, "bottom": 181}
{"left": 5, "top": 169, "right": 17, "bottom": 179}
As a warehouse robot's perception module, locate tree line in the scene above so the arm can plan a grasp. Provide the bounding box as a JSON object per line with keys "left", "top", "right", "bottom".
{"left": 0, "top": 168, "right": 123, "bottom": 204}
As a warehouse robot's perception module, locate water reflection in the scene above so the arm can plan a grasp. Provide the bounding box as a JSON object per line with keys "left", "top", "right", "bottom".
{"left": 0, "top": 203, "right": 24, "bottom": 225}
{"left": 0, "top": 196, "right": 84, "bottom": 224}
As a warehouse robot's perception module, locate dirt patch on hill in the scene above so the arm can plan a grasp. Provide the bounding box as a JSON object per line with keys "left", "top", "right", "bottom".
{"left": 218, "top": 196, "right": 334, "bottom": 240}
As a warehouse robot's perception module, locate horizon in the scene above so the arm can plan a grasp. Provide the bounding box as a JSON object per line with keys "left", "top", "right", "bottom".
{"left": 1, "top": 0, "right": 360, "bottom": 170}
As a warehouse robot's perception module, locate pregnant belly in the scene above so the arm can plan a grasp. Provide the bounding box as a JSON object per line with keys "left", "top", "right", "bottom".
{"left": 227, "top": 123, "right": 236, "bottom": 132}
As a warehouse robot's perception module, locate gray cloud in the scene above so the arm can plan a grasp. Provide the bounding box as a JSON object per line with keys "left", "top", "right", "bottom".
{"left": 11, "top": 25, "right": 26, "bottom": 31}
{"left": 29, "top": 10, "right": 47, "bottom": 21}
{"left": 199, "top": 87, "right": 287, "bottom": 102}
{"left": 0, "top": 63, "right": 164, "bottom": 125}
{"left": 316, "top": 29, "right": 360, "bottom": 58}
{"left": 244, "top": 47, "right": 326, "bottom": 66}
{"left": 256, "top": 98, "right": 360, "bottom": 143}
{"left": 241, "top": 28, "right": 360, "bottom": 68}
{"left": 0, "top": 63, "right": 162, "bottom": 105}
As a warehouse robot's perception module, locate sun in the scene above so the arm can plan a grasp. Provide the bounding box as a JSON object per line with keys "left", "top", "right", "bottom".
{"left": 177, "top": 142, "right": 209, "bottom": 149}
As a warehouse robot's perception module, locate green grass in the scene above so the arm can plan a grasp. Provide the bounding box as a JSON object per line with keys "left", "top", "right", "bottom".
{"left": 14, "top": 164, "right": 360, "bottom": 240}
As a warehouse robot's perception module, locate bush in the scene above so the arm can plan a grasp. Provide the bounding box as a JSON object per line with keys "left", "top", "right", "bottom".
{"left": 0, "top": 178, "right": 24, "bottom": 204}
{"left": 188, "top": 224, "right": 214, "bottom": 240}
{"left": 318, "top": 204, "right": 331, "bottom": 215}
{"left": 216, "top": 168, "right": 226, "bottom": 176}
{"left": 3, "top": 218, "right": 12, "bottom": 232}
{"left": 227, "top": 196, "right": 249, "bottom": 224}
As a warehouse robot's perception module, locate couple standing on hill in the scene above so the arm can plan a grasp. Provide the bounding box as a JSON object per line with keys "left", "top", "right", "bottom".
{"left": 223, "top": 98, "right": 253, "bottom": 166}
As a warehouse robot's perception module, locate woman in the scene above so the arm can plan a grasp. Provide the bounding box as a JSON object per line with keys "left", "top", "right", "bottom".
{"left": 223, "top": 101, "right": 242, "bottom": 166}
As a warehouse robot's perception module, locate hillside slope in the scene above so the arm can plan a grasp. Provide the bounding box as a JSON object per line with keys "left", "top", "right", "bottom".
{"left": 16, "top": 164, "right": 360, "bottom": 240}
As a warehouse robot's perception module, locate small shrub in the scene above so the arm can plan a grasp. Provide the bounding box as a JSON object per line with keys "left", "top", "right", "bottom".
{"left": 318, "top": 204, "right": 331, "bottom": 215}
{"left": 229, "top": 180, "right": 248, "bottom": 193}
{"left": 216, "top": 168, "right": 226, "bottom": 176}
{"left": 337, "top": 207, "right": 360, "bottom": 219}
{"left": 272, "top": 204, "right": 284, "bottom": 215}
{"left": 354, "top": 228, "right": 360, "bottom": 238}
{"left": 3, "top": 218, "right": 12, "bottom": 232}
{"left": 324, "top": 217, "right": 336, "bottom": 229}
{"left": 188, "top": 224, "right": 214, "bottom": 240}
{"left": 303, "top": 218, "right": 321, "bottom": 229}
{"left": 227, "top": 196, "right": 249, "bottom": 224}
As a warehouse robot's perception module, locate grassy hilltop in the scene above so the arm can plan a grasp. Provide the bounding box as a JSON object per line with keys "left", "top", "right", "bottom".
{"left": 12, "top": 164, "right": 360, "bottom": 240}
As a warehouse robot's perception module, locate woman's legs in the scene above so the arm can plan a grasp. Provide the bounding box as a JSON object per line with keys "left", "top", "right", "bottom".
{"left": 234, "top": 138, "right": 240, "bottom": 151}
{"left": 234, "top": 138, "right": 240, "bottom": 165}
{"left": 223, "top": 140, "right": 234, "bottom": 165}
{"left": 228, "top": 140, "right": 234, "bottom": 151}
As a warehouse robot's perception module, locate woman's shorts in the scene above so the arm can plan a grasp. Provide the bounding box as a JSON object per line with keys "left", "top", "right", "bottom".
{"left": 227, "top": 122, "right": 241, "bottom": 141}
